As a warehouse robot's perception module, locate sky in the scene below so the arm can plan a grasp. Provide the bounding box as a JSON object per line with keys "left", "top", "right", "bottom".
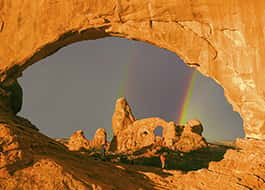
{"left": 18, "top": 37, "right": 244, "bottom": 141}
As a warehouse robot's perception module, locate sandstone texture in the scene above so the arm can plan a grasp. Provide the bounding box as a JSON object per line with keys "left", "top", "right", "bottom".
{"left": 0, "top": 114, "right": 264, "bottom": 189}
{"left": 0, "top": 0, "right": 264, "bottom": 139}
{"left": 67, "top": 128, "right": 107, "bottom": 151}
{"left": 112, "top": 97, "right": 135, "bottom": 136}
{"left": 68, "top": 130, "right": 91, "bottom": 151}
{"left": 0, "top": 1, "right": 265, "bottom": 189}
{"left": 91, "top": 128, "right": 107, "bottom": 148}
{"left": 110, "top": 97, "right": 207, "bottom": 152}
{"left": 0, "top": 115, "right": 156, "bottom": 190}
{"left": 175, "top": 119, "right": 207, "bottom": 152}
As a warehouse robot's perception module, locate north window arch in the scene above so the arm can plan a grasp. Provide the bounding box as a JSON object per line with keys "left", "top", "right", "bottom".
{"left": 0, "top": 0, "right": 264, "bottom": 140}
{"left": 18, "top": 37, "right": 244, "bottom": 142}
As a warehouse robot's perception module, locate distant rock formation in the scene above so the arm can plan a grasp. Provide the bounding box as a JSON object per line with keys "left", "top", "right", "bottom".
{"left": 163, "top": 121, "right": 180, "bottom": 147}
{"left": 110, "top": 97, "right": 207, "bottom": 153}
{"left": 112, "top": 97, "right": 135, "bottom": 136}
{"left": 65, "top": 98, "right": 207, "bottom": 153}
{"left": 110, "top": 97, "right": 135, "bottom": 151}
{"left": 68, "top": 130, "right": 91, "bottom": 151}
{"left": 67, "top": 128, "right": 107, "bottom": 151}
{"left": 90, "top": 128, "right": 107, "bottom": 148}
{"left": 0, "top": 113, "right": 264, "bottom": 190}
{"left": 175, "top": 120, "right": 207, "bottom": 152}
{"left": 186, "top": 119, "right": 203, "bottom": 135}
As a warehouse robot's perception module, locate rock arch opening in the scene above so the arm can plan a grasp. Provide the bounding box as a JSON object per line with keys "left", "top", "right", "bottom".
{"left": 154, "top": 126, "right": 163, "bottom": 137}
{"left": 18, "top": 37, "right": 244, "bottom": 143}
{"left": 0, "top": 2, "right": 264, "bottom": 188}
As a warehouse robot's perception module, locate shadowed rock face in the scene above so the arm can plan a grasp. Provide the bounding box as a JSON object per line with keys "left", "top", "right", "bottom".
{"left": 186, "top": 119, "right": 203, "bottom": 135}
{"left": 175, "top": 120, "right": 207, "bottom": 152}
{"left": 0, "top": 80, "right": 22, "bottom": 115}
{"left": 0, "top": 1, "right": 265, "bottom": 189}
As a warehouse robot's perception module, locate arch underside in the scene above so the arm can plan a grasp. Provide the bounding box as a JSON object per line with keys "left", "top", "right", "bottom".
{"left": 0, "top": 0, "right": 264, "bottom": 139}
{"left": 0, "top": 1, "right": 265, "bottom": 189}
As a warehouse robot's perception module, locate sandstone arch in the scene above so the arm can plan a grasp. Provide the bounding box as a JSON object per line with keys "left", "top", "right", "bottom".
{"left": 0, "top": 1, "right": 265, "bottom": 188}
{"left": 112, "top": 114, "right": 207, "bottom": 152}
{"left": 0, "top": 1, "right": 265, "bottom": 139}
{"left": 132, "top": 117, "right": 174, "bottom": 148}
{"left": 112, "top": 117, "right": 173, "bottom": 152}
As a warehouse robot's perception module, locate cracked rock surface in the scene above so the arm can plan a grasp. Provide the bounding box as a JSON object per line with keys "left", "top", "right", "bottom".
{"left": 0, "top": 0, "right": 264, "bottom": 189}
{"left": 0, "top": 0, "right": 264, "bottom": 139}
{"left": 0, "top": 115, "right": 264, "bottom": 189}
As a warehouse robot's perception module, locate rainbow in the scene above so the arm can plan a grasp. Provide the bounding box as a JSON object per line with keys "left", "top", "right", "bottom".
{"left": 116, "top": 45, "right": 198, "bottom": 126}
{"left": 118, "top": 62, "right": 130, "bottom": 97}
{"left": 177, "top": 69, "right": 197, "bottom": 124}
{"left": 117, "top": 46, "right": 136, "bottom": 97}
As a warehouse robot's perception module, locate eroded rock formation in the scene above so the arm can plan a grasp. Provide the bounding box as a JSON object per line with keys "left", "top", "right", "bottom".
{"left": 112, "top": 97, "right": 135, "bottom": 136}
{"left": 68, "top": 130, "right": 91, "bottom": 151}
{"left": 0, "top": 0, "right": 264, "bottom": 139}
{"left": 91, "top": 128, "right": 107, "bottom": 148}
{"left": 186, "top": 119, "right": 203, "bottom": 135}
{"left": 110, "top": 97, "right": 207, "bottom": 152}
{"left": 0, "top": 1, "right": 264, "bottom": 189}
{"left": 175, "top": 120, "right": 207, "bottom": 152}
{"left": 0, "top": 116, "right": 154, "bottom": 189}
{"left": 0, "top": 114, "right": 264, "bottom": 189}
{"left": 67, "top": 128, "right": 107, "bottom": 151}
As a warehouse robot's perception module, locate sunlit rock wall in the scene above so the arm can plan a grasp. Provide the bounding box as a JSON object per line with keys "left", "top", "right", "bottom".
{"left": 0, "top": 0, "right": 264, "bottom": 138}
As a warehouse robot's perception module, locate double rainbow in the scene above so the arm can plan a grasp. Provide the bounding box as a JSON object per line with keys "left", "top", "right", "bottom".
{"left": 117, "top": 49, "right": 197, "bottom": 125}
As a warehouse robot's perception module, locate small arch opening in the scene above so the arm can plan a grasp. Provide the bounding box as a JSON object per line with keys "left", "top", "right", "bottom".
{"left": 141, "top": 130, "right": 149, "bottom": 137}
{"left": 154, "top": 126, "right": 163, "bottom": 137}
{"left": 143, "top": 131, "right": 148, "bottom": 135}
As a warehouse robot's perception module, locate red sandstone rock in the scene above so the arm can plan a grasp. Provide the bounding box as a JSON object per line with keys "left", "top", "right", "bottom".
{"left": 112, "top": 97, "right": 135, "bottom": 136}
{"left": 67, "top": 130, "right": 91, "bottom": 151}
{"left": 175, "top": 133, "right": 207, "bottom": 152}
{"left": 67, "top": 128, "right": 107, "bottom": 151}
{"left": 0, "top": 113, "right": 264, "bottom": 189}
{"left": 163, "top": 121, "right": 179, "bottom": 147}
{"left": 174, "top": 119, "right": 207, "bottom": 152}
{"left": 0, "top": 1, "right": 264, "bottom": 189}
{"left": 0, "top": 116, "right": 155, "bottom": 189}
{"left": 186, "top": 119, "right": 203, "bottom": 135}
{"left": 110, "top": 98, "right": 207, "bottom": 153}
{"left": 0, "top": 0, "right": 265, "bottom": 139}
{"left": 90, "top": 128, "right": 107, "bottom": 148}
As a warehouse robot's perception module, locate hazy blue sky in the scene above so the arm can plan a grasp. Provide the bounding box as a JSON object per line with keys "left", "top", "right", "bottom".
{"left": 18, "top": 37, "right": 244, "bottom": 141}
